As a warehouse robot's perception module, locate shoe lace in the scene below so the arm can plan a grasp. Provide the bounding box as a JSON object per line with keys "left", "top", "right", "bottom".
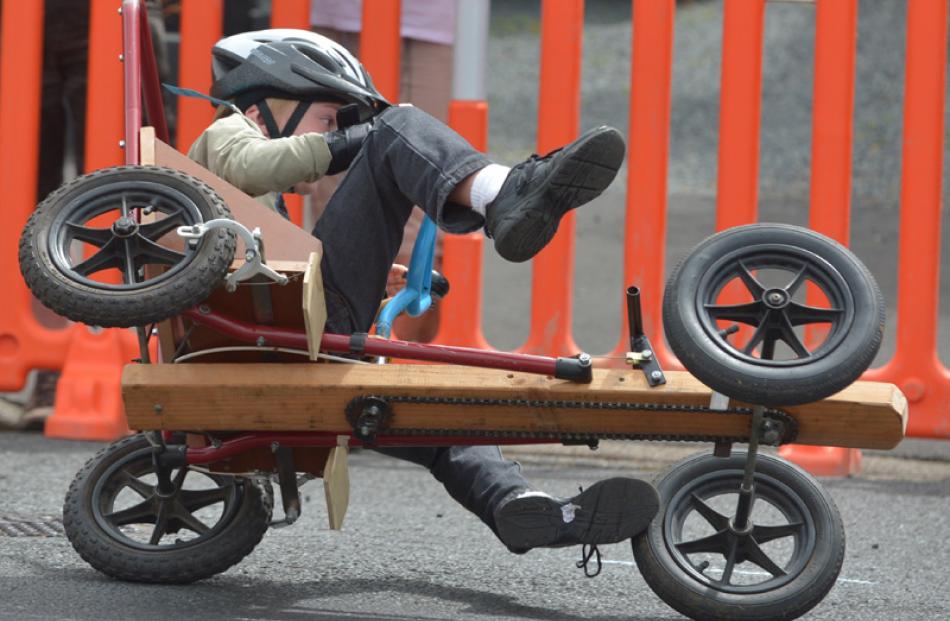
{"left": 576, "top": 543, "right": 602, "bottom": 578}
{"left": 572, "top": 485, "right": 602, "bottom": 578}
{"left": 514, "top": 154, "right": 543, "bottom": 192}
{"left": 514, "top": 146, "right": 563, "bottom": 193}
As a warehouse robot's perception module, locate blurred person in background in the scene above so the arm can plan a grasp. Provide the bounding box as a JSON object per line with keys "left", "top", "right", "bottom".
{"left": 0, "top": 0, "right": 171, "bottom": 430}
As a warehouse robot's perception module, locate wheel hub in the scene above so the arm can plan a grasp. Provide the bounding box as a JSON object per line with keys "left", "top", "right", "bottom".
{"left": 762, "top": 288, "right": 790, "bottom": 309}
{"left": 111, "top": 217, "right": 139, "bottom": 237}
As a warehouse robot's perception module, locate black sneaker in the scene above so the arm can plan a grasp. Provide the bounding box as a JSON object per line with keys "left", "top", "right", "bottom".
{"left": 485, "top": 126, "right": 625, "bottom": 263}
{"left": 493, "top": 477, "right": 659, "bottom": 552}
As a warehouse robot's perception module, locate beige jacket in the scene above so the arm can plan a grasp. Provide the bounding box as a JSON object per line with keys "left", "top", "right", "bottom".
{"left": 187, "top": 112, "right": 333, "bottom": 211}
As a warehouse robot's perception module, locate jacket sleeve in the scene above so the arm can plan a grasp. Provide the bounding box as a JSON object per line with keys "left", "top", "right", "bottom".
{"left": 187, "top": 114, "right": 333, "bottom": 197}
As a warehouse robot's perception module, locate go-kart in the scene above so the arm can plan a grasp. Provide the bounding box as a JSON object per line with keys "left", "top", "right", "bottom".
{"left": 17, "top": 130, "right": 906, "bottom": 621}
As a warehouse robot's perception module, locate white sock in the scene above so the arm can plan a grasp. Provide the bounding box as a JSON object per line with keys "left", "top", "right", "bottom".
{"left": 469, "top": 164, "right": 511, "bottom": 216}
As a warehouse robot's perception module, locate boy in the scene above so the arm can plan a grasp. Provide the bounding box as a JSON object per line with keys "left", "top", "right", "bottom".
{"left": 189, "top": 29, "right": 658, "bottom": 554}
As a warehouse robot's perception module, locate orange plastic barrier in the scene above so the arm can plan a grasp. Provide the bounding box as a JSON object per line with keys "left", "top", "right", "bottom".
{"left": 1, "top": 1, "right": 947, "bottom": 459}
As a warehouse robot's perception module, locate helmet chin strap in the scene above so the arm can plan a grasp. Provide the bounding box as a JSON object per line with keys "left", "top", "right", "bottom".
{"left": 257, "top": 100, "right": 312, "bottom": 138}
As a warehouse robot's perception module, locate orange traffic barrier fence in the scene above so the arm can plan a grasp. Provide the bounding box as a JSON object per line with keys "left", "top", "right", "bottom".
{"left": 0, "top": 1, "right": 946, "bottom": 470}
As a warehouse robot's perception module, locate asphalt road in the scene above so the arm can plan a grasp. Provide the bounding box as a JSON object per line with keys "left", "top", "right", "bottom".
{"left": 1, "top": 433, "right": 949, "bottom": 621}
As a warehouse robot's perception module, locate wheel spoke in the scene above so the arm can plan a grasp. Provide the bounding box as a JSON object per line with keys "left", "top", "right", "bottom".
{"left": 72, "top": 238, "right": 124, "bottom": 276}
{"left": 138, "top": 212, "right": 186, "bottom": 241}
{"left": 675, "top": 530, "right": 731, "bottom": 555}
{"left": 64, "top": 222, "right": 113, "bottom": 247}
{"left": 741, "top": 318, "right": 771, "bottom": 355}
{"left": 704, "top": 301, "right": 764, "bottom": 326}
{"left": 115, "top": 468, "right": 155, "bottom": 499}
{"left": 179, "top": 486, "right": 229, "bottom": 512}
{"left": 690, "top": 493, "right": 731, "bottom": 531}
{"left": 785, "top": 301, "right": 844, "bottom": 326}
{"left": 736, "top": 261, "right": 766, "bottom": 298}
{"left": 777, "top": 313, "right": 811, "bottom": 358}
{"left": 760, "top": 335, "right": 777, "bottom": 360}
{"left": 120, "top": 193, "right": 129, "bottom": 218}
{"left": 134, "top": 236, "right": 186, "bottom": 267}
{"left": 740, "top": 537, "right": 788, "bottom": 577}
{"left": 104, "top": 499, "right": 156, "bottom": 527}
{"left": 149, "top": 502, "right": 170, "bottom": 545}
{"left": 752, "top": 521, "right": 804, "bottom": 544}
{"left": 170, "top": 502, "right": 210, "bottom": 535}
{"left": 784, "top": 265, "right": 809, "bottom": 296}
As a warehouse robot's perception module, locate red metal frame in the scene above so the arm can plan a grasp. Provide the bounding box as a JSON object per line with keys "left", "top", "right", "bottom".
{"left": 181, "top": 309, "right": 565, "bottom": 376}
{"left": 186, "top": 432, "right": 555, "bottom": 465}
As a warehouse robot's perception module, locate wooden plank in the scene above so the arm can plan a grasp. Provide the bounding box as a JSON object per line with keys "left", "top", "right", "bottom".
{"left": 323, "top": 436, "right": 350, "bottom": 530}
{"left": 140, "top": 126, "right": 156, "bottom": 165}
{"left": 302, "top": 252, "right": 327, "bottom": 361}
{"left": 122, "top": 364, "right": 907, "bottom": 449}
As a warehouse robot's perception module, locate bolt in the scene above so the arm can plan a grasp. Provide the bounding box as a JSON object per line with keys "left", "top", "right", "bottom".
{"left": 118, "top": 53, "right": 124, "bottom": 61}
{"left": 117, "top": 6, "right": 122, "bottom": 14}
{"left": 270, "top": 442, "right": 280, "bottom": 453}
{"left": 650, "top": 370, "right": 663, "bottom": 381}
{"left": 118, "top": 140, "right": 126, "bottom": 148}
{"left": 197, "top": 304, "right": 211, "bottom": 314}
{"left": 153, "top": 404, "right": 163, "bottom": 414}
{"left": 245, "top": 250, "right": 256, "bottom": 261}
{"left": 768, "top": 292, "right": 784, "bottom": 305}
{"left": 256, "top": 336, "right": 266, "bottom": 347}
{"left": 641, "top": 349, "right": 653, "bottom": 360}
{"left": 578, "top": 353, "right": 591, "bottom": 366}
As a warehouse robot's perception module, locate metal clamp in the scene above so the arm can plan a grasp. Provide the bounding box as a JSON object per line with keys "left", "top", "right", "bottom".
{"left": 177, "top": 219, "right": 289, "bottom": 292}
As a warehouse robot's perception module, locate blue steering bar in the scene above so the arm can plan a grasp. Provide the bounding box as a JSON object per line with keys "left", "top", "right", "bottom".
{"left": 374, "top": 216, "right": 438, "bottom": 339}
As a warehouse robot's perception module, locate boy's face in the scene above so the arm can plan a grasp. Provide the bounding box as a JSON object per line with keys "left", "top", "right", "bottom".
{"left": 246, "top": 100, "right": 342, "bottom": 137}
{"left": 245, "top": 100, "right": 344, "bottom": 194}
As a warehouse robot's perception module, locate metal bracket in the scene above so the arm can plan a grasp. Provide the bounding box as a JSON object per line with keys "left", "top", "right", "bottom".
{"left": 268, "top": 443, "right": 301, "bottom": 528}
{"left": 625, "top": 286, "right": 667, "bottom": 387}
{"left": 177, "top": 219, "right": 289, "bottom": 292}
{"left": 624, "top": 337, "right": 666, "bottom": 387}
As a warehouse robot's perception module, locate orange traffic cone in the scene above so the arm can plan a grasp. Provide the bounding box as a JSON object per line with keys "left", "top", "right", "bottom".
{"left": 778, "top": 445, "right": 862, "bottom": 477}
{"left": 44, "top": 325, "right": 142, "bottom": 442}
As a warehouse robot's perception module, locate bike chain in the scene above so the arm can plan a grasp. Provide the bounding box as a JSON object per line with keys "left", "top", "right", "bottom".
{"left": 348, "top": 394, "right": 799, "bottom": 445}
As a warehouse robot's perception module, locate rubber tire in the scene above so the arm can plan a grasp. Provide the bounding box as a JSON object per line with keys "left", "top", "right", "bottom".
{"left": 632, "top": 452, "right": 845, "bottom": 621}
{"left": 63, "top": 434, "right": 272, "bottom": 584}
{"left": 19, "top": 166, "right": 236, "bottom": 328}
{"left": 663, "top": 223, "right": 884, "bottom": 405}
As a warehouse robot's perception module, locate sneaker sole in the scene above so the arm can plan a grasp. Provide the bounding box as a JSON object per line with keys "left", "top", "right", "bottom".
{"left": 495, "top": 478, "right": 659, "bottom": 550}
{"left": 493, "top": 126, "right": 625, "bottom": 262}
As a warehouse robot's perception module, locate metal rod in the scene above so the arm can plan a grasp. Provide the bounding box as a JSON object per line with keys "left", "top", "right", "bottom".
{"left": 181, "top": 309, "right": 562, "bottom": 376}
{"left": 626, "top": 286, "right": 645, "bottom": 340}
{"left": 733, "top": 404, "right": 764, "bottom": 530}
{"left": 185, "top": 432, "right": 557, "bottom": 464}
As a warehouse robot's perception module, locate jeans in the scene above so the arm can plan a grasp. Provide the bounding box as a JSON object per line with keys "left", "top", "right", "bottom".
{"left": 312, "top": 105, "right": 532, "bottom": 536}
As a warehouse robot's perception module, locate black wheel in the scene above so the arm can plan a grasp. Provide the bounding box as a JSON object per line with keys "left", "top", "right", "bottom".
{"left": 63, "top": 434, "right": 272, "bottom": 583}
{"left": 663, "top": 223, "right": 884, "bottom": 405}
{"left": 632, "top": 452, "right": 844, "bottom": 621}
{"left": 19, "top": 166, "right": 236, "bottom": 327}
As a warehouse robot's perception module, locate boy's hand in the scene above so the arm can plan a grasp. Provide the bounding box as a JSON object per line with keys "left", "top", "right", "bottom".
{"left": 324, "top": 120, "right": 374, "bottom": 175}
{"left": 386, "top": 264, "right": 409, "bottom": 297}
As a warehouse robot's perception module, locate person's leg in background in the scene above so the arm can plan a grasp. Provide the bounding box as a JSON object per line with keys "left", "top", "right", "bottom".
{"left": 390, "top": 36, "right": 455, "bottom": 342}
